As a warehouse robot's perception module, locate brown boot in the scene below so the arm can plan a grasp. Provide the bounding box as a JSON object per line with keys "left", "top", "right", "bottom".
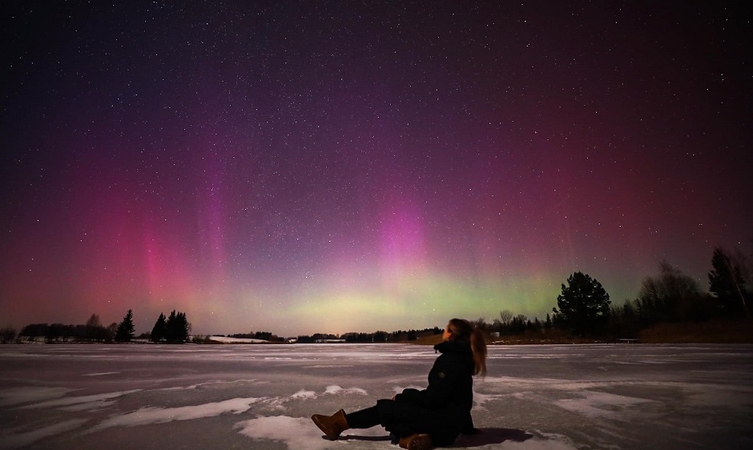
{"left": 398, "top": 433, "right": 433, "bottom": 450}
{"left": 311, "top": 409, "right": 349, "bottom": 440}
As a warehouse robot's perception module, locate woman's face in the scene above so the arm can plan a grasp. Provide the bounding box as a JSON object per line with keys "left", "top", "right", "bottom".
{"left": 443, "top": 324, "right": 452, "bottom": 341}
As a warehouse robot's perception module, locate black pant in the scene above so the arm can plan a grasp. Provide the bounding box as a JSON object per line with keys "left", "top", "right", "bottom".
{"left": 344, "top": 399, "right": 460, "bottom": 446}
{"left": 345, "top": 404, "right": 381, "bottom": 428}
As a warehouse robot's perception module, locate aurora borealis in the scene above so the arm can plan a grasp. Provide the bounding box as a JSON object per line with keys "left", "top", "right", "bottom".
{"left": 2, "top": 1, "right": 751, "bottom": 336}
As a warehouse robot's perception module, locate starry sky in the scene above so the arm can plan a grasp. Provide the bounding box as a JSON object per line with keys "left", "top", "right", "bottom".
{"left": 2, "top": 1, "right": 751, "bottom": 337}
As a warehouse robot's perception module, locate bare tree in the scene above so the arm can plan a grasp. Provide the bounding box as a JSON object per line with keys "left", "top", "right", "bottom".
{"left": 709, "top": 247, "right": 750, "bottom": 316}
{"left": 499, "top": 310, "right": 513, "bottom": 326}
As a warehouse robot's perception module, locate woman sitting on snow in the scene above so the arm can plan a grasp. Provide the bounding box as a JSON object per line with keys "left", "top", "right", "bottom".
{"left": 311, "top": 318, "right": 487, "bottom": 450}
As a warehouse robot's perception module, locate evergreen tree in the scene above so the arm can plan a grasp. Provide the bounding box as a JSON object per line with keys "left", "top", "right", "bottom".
{"left": 165, "top": 310, "right": 190, "bottom": 343}
{"left": 151, "top": 313, "right": 167, "bottom": 342}
{"left": 553, "top": 272, "right": 611, "bottom": 335}
{"left": 166, "top": 310, "right": 177, "bottom": 341}
{"left": 115, "top": 310, "right": 135, "bottom": 342}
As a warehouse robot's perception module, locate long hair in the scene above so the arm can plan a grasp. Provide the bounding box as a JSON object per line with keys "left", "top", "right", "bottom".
{"left": 447, "top": 318, "right": 487, "bottom": 377}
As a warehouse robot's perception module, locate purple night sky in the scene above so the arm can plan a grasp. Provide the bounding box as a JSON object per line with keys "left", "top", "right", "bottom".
{"left": 1, "top": 1, "right": 751, "bottom": 336}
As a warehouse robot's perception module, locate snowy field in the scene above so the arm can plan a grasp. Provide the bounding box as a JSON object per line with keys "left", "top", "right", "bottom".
{"left": 1, "top": 343, "right": 752, "bottom": 450}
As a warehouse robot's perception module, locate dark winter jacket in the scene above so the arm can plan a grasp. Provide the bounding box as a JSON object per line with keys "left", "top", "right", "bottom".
{"left": 384, "top": 339, "right": 475, "bottom": 443}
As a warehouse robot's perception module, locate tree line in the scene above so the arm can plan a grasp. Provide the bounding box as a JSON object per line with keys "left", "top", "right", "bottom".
{"left": 3, "top": 246, "right": 749, "bottom": 344}
{"left": 488, "top": 246, "right": 750, "bottom": 339}
{"left": 292, "top": 246, "right": 750, "bottom": 342}
{"left": 5, "top": 310, "right": 191, "bottom": 344}
{"left": 293, "top": 327, "right": 443, "bottom": 343}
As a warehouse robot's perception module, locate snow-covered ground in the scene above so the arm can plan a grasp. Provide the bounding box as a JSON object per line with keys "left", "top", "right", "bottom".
{"left": 1, "top": 343, "right": 751, "bottom": 450}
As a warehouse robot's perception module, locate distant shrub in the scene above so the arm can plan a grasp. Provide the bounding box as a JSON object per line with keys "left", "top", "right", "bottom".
{"left": 191, "top": 335, "right": 213, "bottom": 344}
{"left": 1, "top": 327, "right": 17, "bottom": 343}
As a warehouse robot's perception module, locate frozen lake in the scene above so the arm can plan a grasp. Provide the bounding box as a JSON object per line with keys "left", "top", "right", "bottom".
{"left": 1, "top": 343, "right": 752, "bottom": 450}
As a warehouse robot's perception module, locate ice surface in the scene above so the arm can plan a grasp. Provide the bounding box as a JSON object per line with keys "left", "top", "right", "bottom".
{"left": 1, "top": 343, "right": 752, "bottom": 450}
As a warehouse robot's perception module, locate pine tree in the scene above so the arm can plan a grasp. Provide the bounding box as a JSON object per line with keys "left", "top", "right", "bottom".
{"left": 553, "top": 272, "right": 611, "bottom": 335}
{"left": 151, "top": 313, "right": 167, "bottom": 342}
{"left": 115, "top": 310, "right": 135, "bottom": 342}
{"left": 165, "top": 310, "right": 190, "bottom": 343}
